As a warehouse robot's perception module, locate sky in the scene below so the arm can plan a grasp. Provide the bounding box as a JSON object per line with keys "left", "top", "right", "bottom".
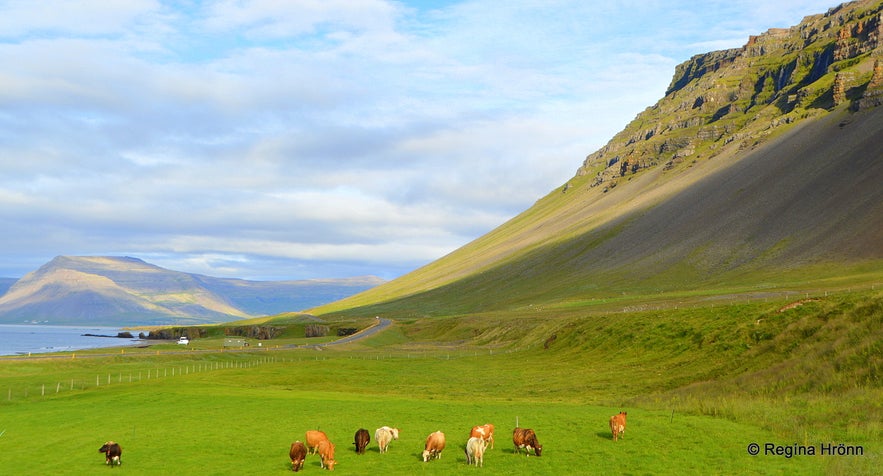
{"left": 0, "top": 0, "right": 840, "bottom": 281}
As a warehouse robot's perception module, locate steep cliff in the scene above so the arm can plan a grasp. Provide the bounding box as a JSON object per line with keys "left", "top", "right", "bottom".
{"left": 577, "top": 0, "right": 883, "bottom": 190}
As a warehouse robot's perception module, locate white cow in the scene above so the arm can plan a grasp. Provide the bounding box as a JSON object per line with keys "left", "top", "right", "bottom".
{"left": 465, "top": 436, "right": 486, "bottom": 467}
{"left": 375, "top": 426, "right": 399, "bottom": 453}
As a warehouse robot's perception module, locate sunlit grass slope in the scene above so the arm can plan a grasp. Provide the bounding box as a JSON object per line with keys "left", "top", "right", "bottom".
{"left": 313, "top": 106, "right": 883, "bottom": 319}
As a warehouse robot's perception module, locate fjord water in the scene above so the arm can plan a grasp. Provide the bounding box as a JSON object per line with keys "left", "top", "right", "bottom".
{"left": 0, "top": 324, "right": 138, "bottom": 356}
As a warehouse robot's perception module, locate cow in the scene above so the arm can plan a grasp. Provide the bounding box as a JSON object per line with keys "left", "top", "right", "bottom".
{"left": 289, "top": 441, "right": 307, "bottom": 472}
{"left": 353, "top": 428, "right": 370, "bottom": 454}
{"left": 422, "top": 431, "right": 445, "bottom": 462}
{"left": 470, "top": 423, "right": 495, "bottom": 449}
{"left": 610, "top": 411, "right": 627, "bottom": 441}
{"left": 374, "top": 426, "right": 399, "bottom": 454}
{"left": 512, "top": 427, "right": 542, "bottom": 456}
{"left": 306, "top": 430, "right": 330, "bottom": 454}
{"left": 465, "top": 436, "right": 486, "bottom": 467}
{"left": 317, "top": 439, "right": 336, "bottom": 471}
{"left": 98, "top": 441, "right": 122, "bottom": 466}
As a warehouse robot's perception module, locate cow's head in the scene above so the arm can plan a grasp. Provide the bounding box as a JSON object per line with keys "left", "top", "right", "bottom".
{"left": 325, "top": 459, "right": 335, "bottom": 470}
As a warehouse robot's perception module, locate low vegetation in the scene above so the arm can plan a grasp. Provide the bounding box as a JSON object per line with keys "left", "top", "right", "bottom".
{"left": 1, "top": 285, "right": 878, "bottom": 474}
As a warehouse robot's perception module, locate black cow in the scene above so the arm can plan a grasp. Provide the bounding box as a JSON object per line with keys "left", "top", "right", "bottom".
{"left": 98, "top": 441, "right": 122, "bottom": 466}
{"left": 353, "top": 428, "right": 370, "bottom": 454}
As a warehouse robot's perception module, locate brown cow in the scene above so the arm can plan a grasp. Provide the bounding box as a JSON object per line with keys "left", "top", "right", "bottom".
{"left": 353, "top": 428, "right": 370, "bottom": 454}
{"left": 317, "top": 439, "right": 336, "bottom": 471}
{"left": 98, "top": 441, "right": 122, "bottom": 466}
{"left": 289, "top": 441, "right": 307, "bottom": 472}
{"left": 470, "top": 423, "right": 495, "bottom": 449}
{"left": 512, "top": 427, "right": 542, "bottom": 456}
{"left": 306, "top": 430, "right": 330, "bottom": 454}
{"left": 421, "top": 431, "right": 445, "bottom": 462}
{"left": 610, "top": 411, "right": 627, "bottom": 441}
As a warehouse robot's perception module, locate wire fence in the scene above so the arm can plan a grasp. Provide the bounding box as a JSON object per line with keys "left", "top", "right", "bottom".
{"left": 2, "top": 355, "right": 283, "bottom": 403}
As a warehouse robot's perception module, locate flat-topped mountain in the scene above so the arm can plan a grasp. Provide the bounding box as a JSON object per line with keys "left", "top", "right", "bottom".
{"left": 0, "top": 256, "right": 383, "bottom": 326}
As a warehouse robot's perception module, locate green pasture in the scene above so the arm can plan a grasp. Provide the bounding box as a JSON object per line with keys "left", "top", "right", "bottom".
{"left": 0, "top": 349, "right": 874, "bottom": 475}
{"left": 1, "top": 287, "right": 879, "bottom": 474}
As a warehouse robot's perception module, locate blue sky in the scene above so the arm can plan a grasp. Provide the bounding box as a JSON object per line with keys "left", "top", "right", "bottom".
{"left": 0, "top": 0, "right": 839, "bottom": 281}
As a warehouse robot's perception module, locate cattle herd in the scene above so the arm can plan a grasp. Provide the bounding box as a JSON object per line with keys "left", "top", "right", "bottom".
{"left": 98, "top": 412, "right": 628, "bottom": 471}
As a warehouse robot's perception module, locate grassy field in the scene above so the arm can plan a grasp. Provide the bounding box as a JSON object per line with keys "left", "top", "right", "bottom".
{"left": 0, "top": 289, "right": 878, "bottom": 475}
{"left": 0, "top": 351, "right": 849, "bottom": 475}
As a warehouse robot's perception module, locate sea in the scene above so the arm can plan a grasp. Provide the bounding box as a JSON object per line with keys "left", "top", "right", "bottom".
{"left": 0, "top": 324, "right": 142, "bottom": 356}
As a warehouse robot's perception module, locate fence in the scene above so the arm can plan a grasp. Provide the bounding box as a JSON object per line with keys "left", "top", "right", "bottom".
{"left": 2, "top": 355, "right": 283, "bottom": 403}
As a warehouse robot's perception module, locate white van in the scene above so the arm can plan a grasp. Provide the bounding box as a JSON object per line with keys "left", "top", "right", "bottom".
{"left": 177, "top": 336, "right": 190, "bottom": 345}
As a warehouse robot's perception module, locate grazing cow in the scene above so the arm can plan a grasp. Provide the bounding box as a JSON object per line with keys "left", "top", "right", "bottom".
{"left": 98, "top": 441, "right": 122, "bottom": 466}
{"left": 374, "top": 426, "right": 399, "bottom": 454}
{"left": 353, "top": 428, "right": 370, "bottom": 454}
{"left": 512, "top": 427, "right": 542, "bottom": 456}
{"left": 421, "top": 431, "right": 445, "bottom": 462}
{"left": 317, "top": 439, "right": 336, "bottom": 471}
{"left": 465, "top": 436, "right": 486, "bottom": 467}
{"left": 306, "top": 430, "right": 330, "bottom": 454}
{"left": 610, "top": 411, "right": 627, "bottom": 441}
{"left": 470, "top": 423, "right": 495, "bottom": 449}
{"left": 289, "top": 441, "right": 307, "bottom": 472}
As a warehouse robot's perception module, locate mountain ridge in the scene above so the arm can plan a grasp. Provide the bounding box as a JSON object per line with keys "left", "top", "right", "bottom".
{"left": 0, "top": 256, "right": 383, "bottom": 325}
{"left": 310, "top": 0, "right": 883, "bottom": 317}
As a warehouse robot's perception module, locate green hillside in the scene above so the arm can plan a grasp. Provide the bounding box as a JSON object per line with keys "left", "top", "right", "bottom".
{"left": 311, "top": 0, "right": 883, "bottom": 319}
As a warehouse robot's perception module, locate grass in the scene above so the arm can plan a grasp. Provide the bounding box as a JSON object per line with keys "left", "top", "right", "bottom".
{"left": 0, "top": 351, "right": 844, "bottom": 475}
{"left": 1, "top": 286, "right": 879, "bottom": 474}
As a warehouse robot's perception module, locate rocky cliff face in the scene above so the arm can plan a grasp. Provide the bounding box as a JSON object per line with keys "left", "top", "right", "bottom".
{"left": 577, "top": 0, "right": 883, "bottom": 189}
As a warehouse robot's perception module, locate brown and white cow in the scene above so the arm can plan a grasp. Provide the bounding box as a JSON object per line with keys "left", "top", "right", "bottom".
{"left": 374, "top": 426, "right": 399, "bottom": 454}
{"left": 317, "top": 439, "right": 336, "bottom": 471}
{"left": 289, "top": 441, "right": 307, "bottom": 472}
{"left": 98, "top": 441, "right": 122, "bottom": 466}
{"left": 421, "top": 431, "right": 445, "bottom": 462}
{"left": 610, "top": 411, "right": 627, "bottom": 441}
{"left": 465, "top": 436, "right": 486, "bottom": 467}
{"left": 512, "top": 427, "right": 542, "bottom": 456}
{"left": 470, "top": 423, "right": 495, "bottom": 449}
{"left": 305, "top": 430, "right": 330, "bottom": 454}
{"left": 353, "top": 428, "right": 370, "bottom": 454}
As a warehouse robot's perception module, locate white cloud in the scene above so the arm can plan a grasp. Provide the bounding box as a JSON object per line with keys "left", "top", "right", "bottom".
{"left": 0, "top": 0, "right": 844, "bottom": 280}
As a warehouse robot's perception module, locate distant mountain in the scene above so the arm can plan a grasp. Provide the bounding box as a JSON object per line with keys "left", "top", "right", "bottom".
{"left": 0, "top": 256, "right": 383, "bottom": 326}
{"left": 313, "top": 0, "right": 883, "bottom": 317}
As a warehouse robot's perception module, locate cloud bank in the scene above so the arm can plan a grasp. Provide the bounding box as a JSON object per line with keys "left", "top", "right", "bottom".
{"left": 0, "top": 0, "right": 837, "bottom": 280}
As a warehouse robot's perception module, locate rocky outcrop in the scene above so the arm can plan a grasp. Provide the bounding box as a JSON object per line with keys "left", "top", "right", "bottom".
{"left": 576, "top": 0, "right": 883, "bottom": 189}
{"left": 858, "top": 58, "right": 883, "bottom": 108}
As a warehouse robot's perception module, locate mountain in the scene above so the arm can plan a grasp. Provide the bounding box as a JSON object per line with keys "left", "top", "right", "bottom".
{"left": 312, "top": 0, "right": 883, "bottom": 318}
{"left": 0, "top": 256, "right": 383, "bottom": 326}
